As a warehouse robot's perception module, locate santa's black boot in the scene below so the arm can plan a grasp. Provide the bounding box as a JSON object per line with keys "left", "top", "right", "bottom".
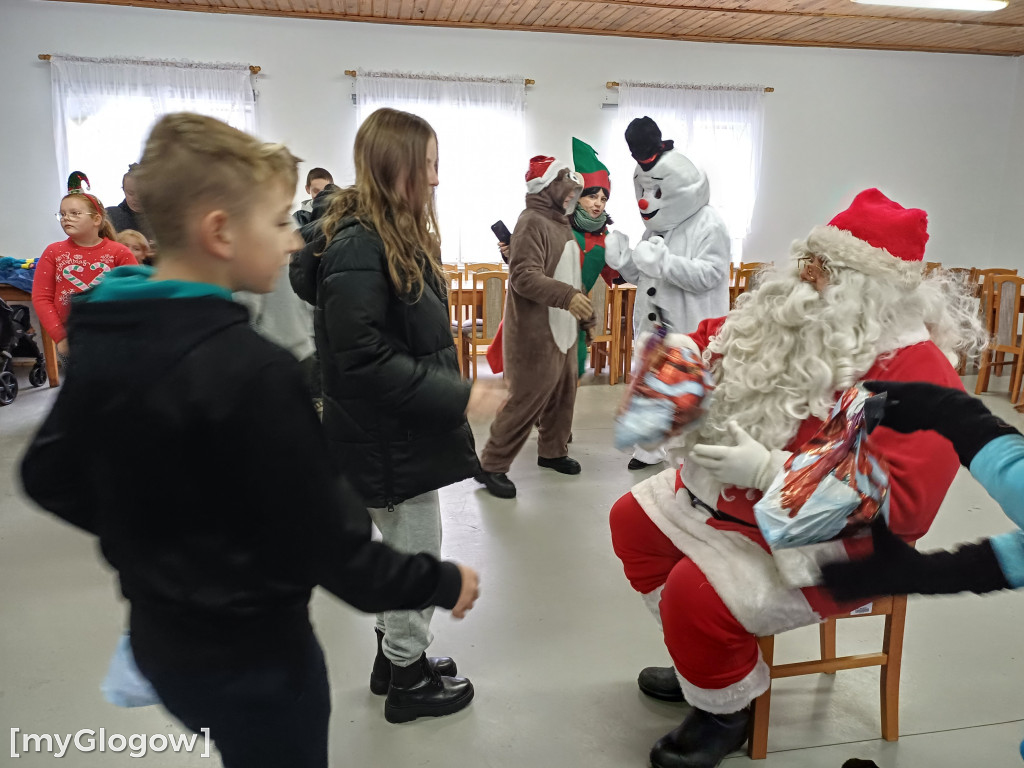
{"left": 649, "top": 706, "right": 750, "bottom": 768}
{"left": 369, "top": 629, "right": 457, "bottom": 695}
{"left": 384, "top": 654, "right": 474, "bottom": 724}
{"left": 638, "top": 666, "right": 685, "bottom": 702}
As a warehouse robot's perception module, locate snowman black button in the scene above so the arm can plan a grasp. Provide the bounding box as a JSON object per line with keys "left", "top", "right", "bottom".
{"left": 648, "top": 313, "right": 657, "bottom": 321}
{"left": 647, "top": 287, "right": 657, "bottom": 296}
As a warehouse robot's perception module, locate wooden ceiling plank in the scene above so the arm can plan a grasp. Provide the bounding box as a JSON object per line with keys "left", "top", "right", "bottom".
{"left": 623, "top": 6, "right": 683, "bottom": 33}
{"left": 40, "top": 0, "right": 1024, "bottom": 56}
{"left": 471, "top": 0, "right": 501, "bottom": 23}
{"left": 509, "top": 0, "right": 543, "bottom": 25}
{"left": 599, "top": 6, "right": 643, "bottom": 31}
{"left": 537, "top": 1, "right": 576, "bottom": 26}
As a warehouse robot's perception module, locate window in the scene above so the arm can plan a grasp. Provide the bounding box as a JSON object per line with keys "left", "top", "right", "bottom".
{"left": 356, "top": 72, "right": 526, "bottom": 265}
{"left": 51, "top": 57, "right": 256, "bottom": 208}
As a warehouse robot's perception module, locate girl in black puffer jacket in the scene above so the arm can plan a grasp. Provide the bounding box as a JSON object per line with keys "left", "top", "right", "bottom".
{"left": 290, "top": 108, "right": 504, "bottom": 724}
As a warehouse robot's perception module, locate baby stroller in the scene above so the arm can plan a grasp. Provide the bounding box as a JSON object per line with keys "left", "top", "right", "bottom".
{"left": 0, "top": 299, "right": 47, "bottom": 406}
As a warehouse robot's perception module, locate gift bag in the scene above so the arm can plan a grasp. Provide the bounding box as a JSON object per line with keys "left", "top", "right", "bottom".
{"left": 613, "top": 325, "right": 713, "bottom": 451}
{"left": 100, "top": 632, "right": 161, "bottom": 708}
{"left": 753, "top": 384, "right": 890, "bottom": 550}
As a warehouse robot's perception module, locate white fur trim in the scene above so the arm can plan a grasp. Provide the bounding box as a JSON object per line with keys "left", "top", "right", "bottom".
{"left": 631, "top": 468, "right": 822, "bottom": 637}
{"left": 677, "top": 649, "right": 771, "bottom": 714}
{"left": 642, "top": 586, "right": 665, "bottom": 629}
{"left": 525, "top": 158, "right": 571, "bottom": 194}
{"left": 877, "top": 323, "right": 930, "bottom": 355}
{"left": 548, "top": 240, "right": 581, "bottom": 352}
{"left": 773, "top": 540, "right": 849, "bottom": 589}
{"left": 795, "top": 226, "right": 922, "bottom": 286}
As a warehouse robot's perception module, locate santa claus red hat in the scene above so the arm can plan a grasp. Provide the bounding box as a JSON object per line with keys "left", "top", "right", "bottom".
{"left": 798, "top": 188, "right": 930, "bottom": 277}
{"left": 525, "top": 155, "right": 572, "bottom": 194}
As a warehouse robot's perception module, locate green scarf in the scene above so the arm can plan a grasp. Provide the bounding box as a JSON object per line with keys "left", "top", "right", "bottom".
{"left": 573, "top": 205, "right": 608, "bottom": 234}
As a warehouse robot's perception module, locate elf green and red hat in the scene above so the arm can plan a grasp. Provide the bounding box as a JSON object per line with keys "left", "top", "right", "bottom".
{"left": 572, "top": 138, "right": 610, "bottom": 196}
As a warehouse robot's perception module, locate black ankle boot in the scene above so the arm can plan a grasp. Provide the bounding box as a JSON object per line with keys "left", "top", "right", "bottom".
{"left": 369, "top": 629, "right": 458, "bottom": 695}
{"left": 474, "top": 471, "right": 517, "bottom": 498}
{"left": 638, "top": 666, "right": 685, "bottom": 702}
{"left": 649, "top": 707, "right": 750, "bottom": 768}
{"left": 537, "top": 456, "right": 581, "bottom": 474}
{"left": 384, "top": 654, "right": 474, "bottom": 724}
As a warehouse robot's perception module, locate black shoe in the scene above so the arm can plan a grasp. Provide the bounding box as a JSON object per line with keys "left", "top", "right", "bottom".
{"left": 628, "top": 458, "right": 657, "bottom": 471}
{"left": 474, "top": 471, "right": 516, "bottom": 498}
{"left": 638, "top": 666, "right": 685, "bottom": 702}
{"left": 370, "top": 629, "right": 457, "bottom": 695}
{"left": 649, "top": 707, "right": 750, "bottom": 768}
{"left": 537, "top": 456, "right": 582, "bottom": 475}
{"left": 384, "top": 654, "right": 474, "bottom": 724}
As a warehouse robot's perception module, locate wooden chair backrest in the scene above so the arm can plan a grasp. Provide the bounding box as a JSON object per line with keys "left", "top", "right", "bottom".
{"left": 468, "top": 270, "right": 507, "bottom": 341}
{"left": 464, "top": 262, "right": 505, "bottom": 280}
{"left": 984, "top": 274, "right": 1024, "bottom": 350}
{"left": 589, "top": 278, "right": 610, "bottom": 336}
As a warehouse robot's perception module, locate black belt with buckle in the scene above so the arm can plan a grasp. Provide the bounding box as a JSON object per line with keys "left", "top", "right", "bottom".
{"left": 686, "top": 490, "right": 757, "bottom": 528}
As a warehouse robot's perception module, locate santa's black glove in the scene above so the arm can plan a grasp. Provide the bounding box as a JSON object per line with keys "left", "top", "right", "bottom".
{"left": 821, "top": 517, "right": 1010, "bottom": 602}
{"left": 863, "top": 381, "right": 1019, "bottom": 467}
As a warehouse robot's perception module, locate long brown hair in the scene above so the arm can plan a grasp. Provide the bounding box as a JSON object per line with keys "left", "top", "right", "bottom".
{"left": 320, "top": 108, "right": 442, "bottom": 300}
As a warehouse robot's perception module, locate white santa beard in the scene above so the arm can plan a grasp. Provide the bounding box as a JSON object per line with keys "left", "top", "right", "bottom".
{"left": 694, "top": 270, "right": 899, "bottom": 452}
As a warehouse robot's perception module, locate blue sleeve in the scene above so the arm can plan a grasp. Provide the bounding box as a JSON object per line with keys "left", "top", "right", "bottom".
{"left": 969, "top": 434, "right": 1024, "bottom": 588}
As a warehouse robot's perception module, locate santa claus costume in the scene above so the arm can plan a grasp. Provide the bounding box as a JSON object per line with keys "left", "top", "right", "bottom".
{"left": 476, "top": 157, "right": 593, "bottom": 499}
{"left": 609, "top": 189, "right": 987, "bottom": 768}
{"left": 605, "top": 117, "right": 731, "bottom": 471}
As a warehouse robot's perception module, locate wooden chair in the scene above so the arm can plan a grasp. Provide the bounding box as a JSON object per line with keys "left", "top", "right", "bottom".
{"left": 587, "top": 278, "right": 616, "bottom": 380}
{"left": 442, "top": 266, "right": 466, "bottom": 375}
{"left": 461, "top": 270, "right": 507, "bottom": 380}
{"left": 730, "top": 262, "right": 769, "bottom": 308}
{"left": 612, "top": 284, "right": 637, "bottom": 384}
{"left": 749, "top": 595, "right": 909, "bottom": 759}
{"left": 463, "top": 262, "right": 504, "bottom": 280}
{"left": 924, "top": 261, "right": 942, "bottom": 275}
{"left": 975, "top": 273, "right": 1024, "bottom": 401}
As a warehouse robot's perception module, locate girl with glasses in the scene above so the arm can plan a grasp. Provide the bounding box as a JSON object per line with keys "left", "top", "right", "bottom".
{"left": 33, "top": 172, "right": 137, "bottom": 357}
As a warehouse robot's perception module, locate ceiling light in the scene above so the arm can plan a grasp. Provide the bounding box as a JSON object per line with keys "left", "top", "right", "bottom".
{"left": 852, "top": 0, "right": 1006, "bottom": 10}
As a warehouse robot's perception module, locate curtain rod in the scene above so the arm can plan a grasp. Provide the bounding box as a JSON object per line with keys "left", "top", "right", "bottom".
{"left": 345, "top": 70, "right": 534, "bottom": 86}
{"left": 607, "top": 80, "right": 773, "bottom": 92}
{"left": 38, "top": 54, "right": 261, "bottom": 75}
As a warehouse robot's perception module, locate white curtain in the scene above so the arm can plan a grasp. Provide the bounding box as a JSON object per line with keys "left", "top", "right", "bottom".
{"left": 356, "top": 71, "right": 526, "bottom": 265}
{"left": 50, "top": 56, "right": 256, "bottom": 209}
{"left": 614, "top": 83, "right": 766, "bottom": 261}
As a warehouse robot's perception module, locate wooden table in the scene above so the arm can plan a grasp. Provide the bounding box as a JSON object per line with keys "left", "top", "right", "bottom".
{"left": 0, "top": 286, "right": 60, "bottom": 387}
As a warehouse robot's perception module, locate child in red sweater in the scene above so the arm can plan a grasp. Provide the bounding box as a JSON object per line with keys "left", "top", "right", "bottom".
{"left": 33, "top": 173, "right": 137, "bottom": 356}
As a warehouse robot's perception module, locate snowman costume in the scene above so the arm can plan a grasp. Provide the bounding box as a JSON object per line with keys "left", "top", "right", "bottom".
{"left": 606, "top": 117, "right": 731, "bottom": 467}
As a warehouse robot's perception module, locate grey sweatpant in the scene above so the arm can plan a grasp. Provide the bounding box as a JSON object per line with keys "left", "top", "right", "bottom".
{"left": 367, "top": 490, "right": 442, "bottom": 667}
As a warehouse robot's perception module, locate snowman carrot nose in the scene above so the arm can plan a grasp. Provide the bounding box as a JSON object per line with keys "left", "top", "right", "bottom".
{"left": 638, "top": 199, "right": 649, "bottom": 211}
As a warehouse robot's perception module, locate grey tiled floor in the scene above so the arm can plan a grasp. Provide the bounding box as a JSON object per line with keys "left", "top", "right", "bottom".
{"left": 1, "top": 366, "right": 1022, "bottom": 767}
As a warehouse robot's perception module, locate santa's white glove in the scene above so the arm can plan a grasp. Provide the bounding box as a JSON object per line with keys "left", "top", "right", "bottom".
{"left": 689, "top": 421, "right": 785, "bottom": 492}
{"left": 632, "top": 236, "right": 669, "bottom": 279}
{"left": 604, "top": 230, "right": 631, "bottom": 270}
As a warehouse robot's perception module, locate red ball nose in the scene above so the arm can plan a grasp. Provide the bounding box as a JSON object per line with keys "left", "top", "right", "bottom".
{"left": 638, "top": 199, "right": 649, "bottom": 211}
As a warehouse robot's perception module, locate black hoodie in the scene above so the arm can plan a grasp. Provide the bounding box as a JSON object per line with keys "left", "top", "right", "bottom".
{"left": 20, "top": 270, "right": 461, "bottom": 670}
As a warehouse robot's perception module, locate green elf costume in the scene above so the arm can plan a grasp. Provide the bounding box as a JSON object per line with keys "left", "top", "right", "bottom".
{"left": 570, "top": 137, "right": 619, "bottom": 376}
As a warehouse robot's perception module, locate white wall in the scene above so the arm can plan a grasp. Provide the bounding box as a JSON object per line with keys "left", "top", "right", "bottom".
{"left": 991, "top": 57, "right": 1024, "bottom": 267}
{"left": 1, "top": 0, "right": 1021, "bottom": 270}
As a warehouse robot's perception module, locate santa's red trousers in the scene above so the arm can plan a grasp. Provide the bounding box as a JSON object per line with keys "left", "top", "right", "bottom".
{"left": 610, "top": 491, "right": 852, "bottom": 693}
